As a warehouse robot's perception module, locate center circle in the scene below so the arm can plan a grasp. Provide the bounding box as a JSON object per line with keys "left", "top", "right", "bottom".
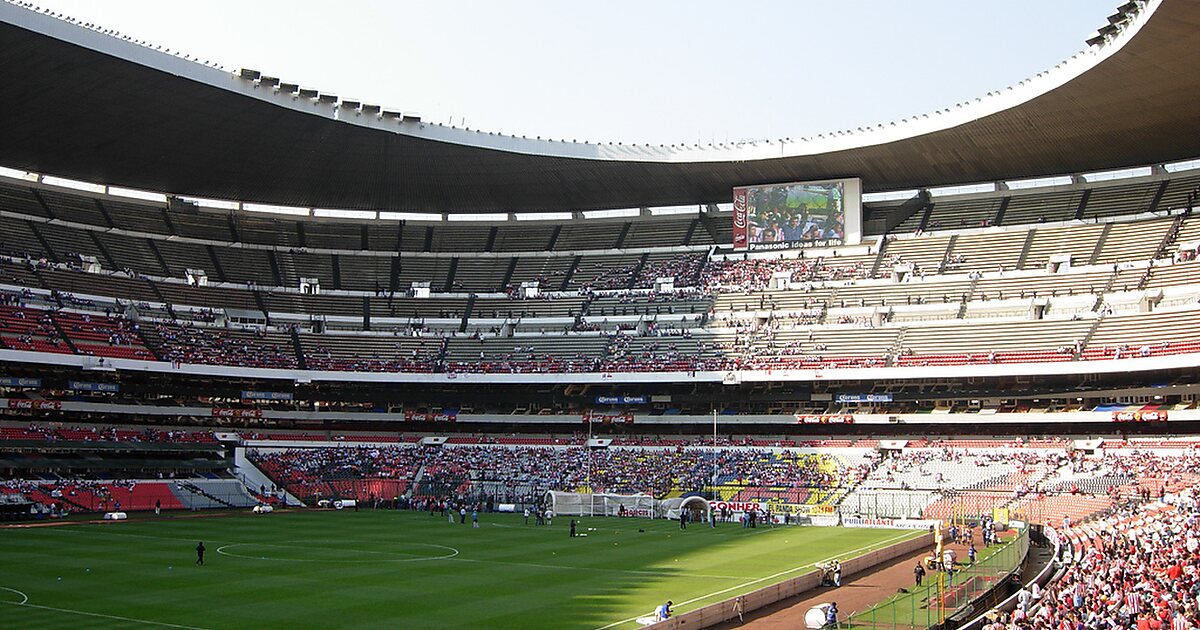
{"left": 215, "top": 541, "right": 458, "bottom": 563}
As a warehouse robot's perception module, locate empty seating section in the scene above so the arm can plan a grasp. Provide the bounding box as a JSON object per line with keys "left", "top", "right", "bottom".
{"left": 492, "top": 224, "right": 556, "bottom": 252}
{"left": 155, "top": 282, "right": 260, "bottom": 311}
{"left": 1174, "top": 215, "right": 1200, "bottom": 245}
{"left": 1021, "top": 223, "right": 1104, "bottom": 269}
{"left": 445, "top": 335, "right": 609, "bottom": 373}
{"left": 949, "top": 230, "right": 1031, "bottom": 272}
{"left": 36, "top": 268, "right": 161, "bottom": 302}
{"left": 1001, "top": 189, "right": 1082, "bottom": 225}
{"left": 835, "top": 278, "right": 971, "bottom": 307}
{"left": 1145, "top": 259, "right": 1200, "bottom": 290}
{"left": 101, "top": 198, "right": 172, "bottom": 235}
{"left": 896, "top": 319, "right": 1091, "bottom": 365}
{"left": 262, "top": 292, "right": 361, "bottom": 317}
{"left": 926, "top": 196, "right": 1002, "bottom": 230}
{"left": 877, "top": 201, "right": 924, "bottom": 234}
{"left": 97, "top": 233, "right": 167, "bottom": 275}
{"left": 38, "top": 189, "right": 107, "bottom": 225}
{"left": 235, "top": 215, "right": 300, "bottom": 247}
{"left": 301, "top": 332, "right": 439, "bottom": 372}
{"left": 366, "top": 224, "right": 400, "bottom": 251}
{"left": 972, "top": 268, "right": 1115, "bottom": 301}
{"left": 1081, "top": 179, "right": 1163, "bottom": 219}
{"left": 880, "top": 234, "right": 951, "bottom": 276}
{"left": 1155, "top": 172, "right": 1200, "bottom": 211}
{"left": 213, "top": 248, "right": 275, "bottom": 286}
{"left": 452, "top": 257, "right": 510, "bottom": 292}
{"left": 473, "top": 295, "right": 585, "bottom": 319}
{"left": 1082, "top": 308, "right": 1200, "bottom": 360}
{"left": 303, "top": 221, "right": 361, "bottom": 249}
{"left": 428, "top": 224, "right": 491, "bottom": 253}
{"left": 276, "top": 251, "right": 333, "bottom": 286}
{"left": 587, "top": 294, "right": 710, "bottom": 317}
{"left": 0, "top": 216, "right": 48, "bottom": 258}
{"left": 166, "top": 210, "right": 234, "bottom": 241}
{"left": 399, "top": 225, "right": 430, "bottom": 251}
{"left": 1096, "top": 217, "right": 1172, "bottom": 263}
{"left": 369, "top": 295, "right": 468, "bottom": 319}
{"left": 624, "top": 216, "right": 692, "bottom": 248}
{"left": 0, "top": 182, "right": 50, "bottom": 217}
{"left": 152, "top": 240, "right": 215, "bottom": 278}
{"left": 35, "top": 222, "right": 104, "bottom": 261}
{"left": 555, "top": 222, "right": 623, "bottom": 250}
{"left": 395, "top": 257, "right": 454, "bottom": 290}
{"left": 336, "top": 255, "right": 392, "bottom": 292}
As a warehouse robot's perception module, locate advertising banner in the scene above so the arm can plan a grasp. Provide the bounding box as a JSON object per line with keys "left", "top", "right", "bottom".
{"left": 795, "top": 414, "right": 855, "bottom": 424}
{"left": 68, "top": 381, "right": 120, "bottom": 393}
{"left": 7, "top": 399, "right": 61, "bottom": 410}
{"left": 595, "top": 395, "right": 648, "bottom": 405}
{"left": 404, "top": 411, "right": 458, "bottom": 422}
{"left": 0, "top": 377, "right": 42, "bottom": 388}
{"left": 211, "top": 408, "right": 263, "bottom": 418}
{"left": 835, "top": 393, "right": 893, "bottom": 403}
{"left": 241, "top": 391, "right": 294, "bottom": 401}
{"left": 582, "top": 411, "right": 634, "bottom": 424}
{"left": 1111, "top": 410, "right": 1168, "bottom": 422}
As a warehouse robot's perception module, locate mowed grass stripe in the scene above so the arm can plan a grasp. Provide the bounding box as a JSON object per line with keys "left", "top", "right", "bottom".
{"left": 0, "top": 510, "right": 913, "bottom": 629}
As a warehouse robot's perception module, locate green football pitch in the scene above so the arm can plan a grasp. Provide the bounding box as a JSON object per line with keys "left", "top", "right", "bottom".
{"left": 0, "top": 510, "right": 920, "bottom": 629}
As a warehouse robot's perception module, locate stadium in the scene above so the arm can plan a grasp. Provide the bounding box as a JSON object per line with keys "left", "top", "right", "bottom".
{"left": 0, "top": 0, "right": 1199, "bottom": 628}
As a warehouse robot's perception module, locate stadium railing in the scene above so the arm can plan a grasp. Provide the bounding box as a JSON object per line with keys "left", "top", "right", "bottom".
{"left": 844, "top": 526, "right": 1029, "bottom": 630}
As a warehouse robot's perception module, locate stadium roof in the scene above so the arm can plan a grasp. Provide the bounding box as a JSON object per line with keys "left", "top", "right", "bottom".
{"left": 0, "top": 0, "right": 1198, "bottom": 213}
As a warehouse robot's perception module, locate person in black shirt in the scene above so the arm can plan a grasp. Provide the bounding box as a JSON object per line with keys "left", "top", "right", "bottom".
{"left": 196, "top": 541, "right": 205, "bottom": 566}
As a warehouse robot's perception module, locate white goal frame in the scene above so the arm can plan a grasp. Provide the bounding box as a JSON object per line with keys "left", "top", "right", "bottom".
{"left": 544, "top": 491, "right": 657, "bottom": 518}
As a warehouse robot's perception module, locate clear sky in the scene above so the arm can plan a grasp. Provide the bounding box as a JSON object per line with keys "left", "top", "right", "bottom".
{"left": 30, "top": 0, "right": 1110, "bottom": 146}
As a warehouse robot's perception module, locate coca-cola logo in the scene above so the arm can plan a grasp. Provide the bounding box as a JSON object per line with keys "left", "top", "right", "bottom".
{"left": 732, "top": 191, "right": 747, "bottom": 228}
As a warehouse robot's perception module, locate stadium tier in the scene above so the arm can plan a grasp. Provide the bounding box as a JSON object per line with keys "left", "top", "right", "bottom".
{"left": 0, "top": 172, "right": 1197, "bottom": 379}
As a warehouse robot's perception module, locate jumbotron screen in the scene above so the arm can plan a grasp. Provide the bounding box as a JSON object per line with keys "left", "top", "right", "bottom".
{"left": 733, "top": 179, "right": 861, "bottom": 251}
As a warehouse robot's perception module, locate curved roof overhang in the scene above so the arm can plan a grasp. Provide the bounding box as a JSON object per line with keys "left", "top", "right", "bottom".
{"left": 0, "top": 0, "right": 1197, "bottom": 213}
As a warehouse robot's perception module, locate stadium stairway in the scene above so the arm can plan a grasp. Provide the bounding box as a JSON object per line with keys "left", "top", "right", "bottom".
{"left": 170, "top": 480, "right": 258, "bottom": 509}
{"left": 235, "top": 448, "right": 304, "bottom": 506}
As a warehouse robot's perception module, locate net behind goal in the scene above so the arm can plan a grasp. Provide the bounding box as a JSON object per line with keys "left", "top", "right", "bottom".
{"left": 545, "top": 491, "right": 656, "bottom": 518}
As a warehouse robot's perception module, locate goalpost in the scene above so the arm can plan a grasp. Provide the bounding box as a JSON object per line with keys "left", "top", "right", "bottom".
{"left": 545, "top": 491, "right": 657, "bottom": 518}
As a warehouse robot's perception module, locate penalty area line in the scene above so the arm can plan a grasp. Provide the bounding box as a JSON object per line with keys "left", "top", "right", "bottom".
{"left": 0, "top": 587, "right": 210, "bottom": 630}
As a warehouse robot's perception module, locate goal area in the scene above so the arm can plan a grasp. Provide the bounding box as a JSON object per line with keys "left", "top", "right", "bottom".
{"left": 545, "top": 491, "right": 657, "bottom": 518}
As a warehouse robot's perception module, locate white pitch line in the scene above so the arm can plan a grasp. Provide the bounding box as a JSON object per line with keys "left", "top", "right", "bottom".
{"left": 0, "top": 585, "right": 210, "bottom": 629}
{"left": 0, "top": 586, "right": 28, "bottom": 605}
{"left": 592, "top": 529, "right": 921, "bottom": 630}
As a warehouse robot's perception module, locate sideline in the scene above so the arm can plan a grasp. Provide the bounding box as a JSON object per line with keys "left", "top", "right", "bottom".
{"left": 592, "top": 529, "right": 921, "bottom": 630}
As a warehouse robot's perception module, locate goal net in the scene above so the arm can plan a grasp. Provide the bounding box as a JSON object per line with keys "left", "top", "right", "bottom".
{"left": 545, "top": 491, "right": 657, "bottom": 518}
